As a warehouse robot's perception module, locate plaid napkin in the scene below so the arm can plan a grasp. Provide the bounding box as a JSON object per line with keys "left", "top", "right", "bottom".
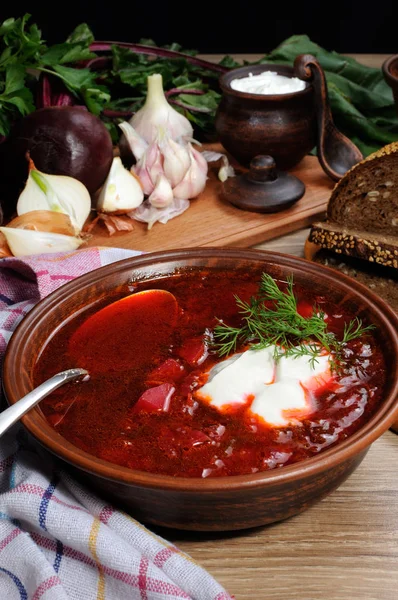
{"left": 0, "top": 247, "right": 233, "bottom": 600}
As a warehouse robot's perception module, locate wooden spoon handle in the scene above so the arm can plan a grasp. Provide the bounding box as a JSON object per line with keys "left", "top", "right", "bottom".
{"left": 294, "top": 53, "right": 363, "bottom": 181}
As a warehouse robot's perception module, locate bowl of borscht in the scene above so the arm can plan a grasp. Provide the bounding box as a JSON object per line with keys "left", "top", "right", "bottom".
{"left": 4, "top": 248, "right": 398, "bottom": 531}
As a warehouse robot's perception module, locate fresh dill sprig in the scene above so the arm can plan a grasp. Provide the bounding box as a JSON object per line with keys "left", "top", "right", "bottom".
{"left": 212, "top": 273, "right": 374, "bottom": 369}
{"left": 342, "top": 317, "right": 375, "bottom": 343}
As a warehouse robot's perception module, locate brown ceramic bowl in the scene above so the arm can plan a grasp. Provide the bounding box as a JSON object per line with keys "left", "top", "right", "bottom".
{"left": 4, "top": 248, "right": 398, "bottom": 531}
{"left": 382, "top": 54, "right": 398, "bottom": 116}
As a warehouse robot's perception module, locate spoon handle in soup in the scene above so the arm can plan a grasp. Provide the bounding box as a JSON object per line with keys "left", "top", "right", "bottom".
{"left": 294, "top": 54, "right": 363, "bottom": 181}
{"left": 0, "top": 368, "right": 88, "bottom": 437}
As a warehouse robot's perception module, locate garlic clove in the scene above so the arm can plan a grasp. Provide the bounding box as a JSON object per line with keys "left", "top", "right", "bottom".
{"left": 146, "top": 141, "right": 164, "bottom": 188}
{"left": 0, "top": 227, "right": 83, "bottom": 257}
{"left": 97, "top": 157, "right": 144, "bottom": 214}
{"left": 161, "top": 135, "right": 191, "bottom": 188}
{"left": 218, "top": 158, "right": 235, "bottom": 183}
{"left": 148, "top": 174, "right": 174, "bottom": 208}
{"left": 201, "top": 150, "right": 236, "bottom": 182}
{"left": 173, "top": 145, "right": 208, "bottom": 200}
{"left": 132, "top": 156, "right": 154, "bottom": 196}
{"left": 130, "top": 74, "right": 193, "bottom": 143}
{"left": 132, "top": 140, "right": 164, "bottom": 196}
{"left": 17, "top": 169, "right": 91, "bottom": 234}
{"left": 118, "top": 121, "right": 148, "bottom": 161}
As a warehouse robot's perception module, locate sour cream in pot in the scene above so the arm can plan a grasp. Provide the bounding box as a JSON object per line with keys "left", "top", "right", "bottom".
{"left": 230, "top": 71, "right": 306, "bottom": 95}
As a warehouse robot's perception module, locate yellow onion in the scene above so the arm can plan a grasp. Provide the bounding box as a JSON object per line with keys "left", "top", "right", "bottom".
{"left": 6, "top": 210, "right": 76, "bottom": 235}
{"left": 17, "top": 168, "right": 91, "bottom": 234}
{"left": 0, "top": 232, "right": 12, "bottom": 258}
{"left": 0, "top": 227, "right": 84, "bottom": 257}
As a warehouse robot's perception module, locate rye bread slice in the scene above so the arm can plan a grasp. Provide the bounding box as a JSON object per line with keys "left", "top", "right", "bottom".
{"left": 326, "top": 142, "right": 398, "bottom": 236}
{"left": 308, "top": 221, "right": 398, "bottom": 268}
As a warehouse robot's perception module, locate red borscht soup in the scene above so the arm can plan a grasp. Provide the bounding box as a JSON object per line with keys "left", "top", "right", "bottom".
{"left": 34, "top": 268, "right": 386, "bottom": 478}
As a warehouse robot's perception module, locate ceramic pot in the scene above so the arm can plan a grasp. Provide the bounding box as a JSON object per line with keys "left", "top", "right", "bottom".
{"left": 215, "top": 54, "right": 363, "bottom": 181}
{"left": 215, "top": 62, "right": 316, "bottom": 171}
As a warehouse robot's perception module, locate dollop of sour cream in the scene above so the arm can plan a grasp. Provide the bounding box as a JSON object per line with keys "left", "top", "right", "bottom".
{"left": 195, "top": 346, "right": 331, "bottom": 427}
{"left": 230, "top": 71, "right": 306, "bottom": 95}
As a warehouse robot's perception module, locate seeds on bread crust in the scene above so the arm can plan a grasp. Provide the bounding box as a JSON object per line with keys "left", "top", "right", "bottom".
{"left": 309, "top": 222, "right": 398, "bottom": 269}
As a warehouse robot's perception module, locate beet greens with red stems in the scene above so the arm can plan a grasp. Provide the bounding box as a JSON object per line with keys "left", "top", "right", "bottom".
{"left": 0, "top": 14, "right": 232, "bottom": 142}
{"left": 1, "top": 13, "right": 397, "bottom": 154}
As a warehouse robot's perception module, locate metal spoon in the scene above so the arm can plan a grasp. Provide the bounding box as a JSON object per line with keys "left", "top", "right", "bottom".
{"left": 0, "top": 368, "right": 88, "bottom": 437}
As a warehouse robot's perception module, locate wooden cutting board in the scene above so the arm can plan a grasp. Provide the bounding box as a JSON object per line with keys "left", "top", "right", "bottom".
{"left": 87, "top": 145, "right": 335, "bottom": 252}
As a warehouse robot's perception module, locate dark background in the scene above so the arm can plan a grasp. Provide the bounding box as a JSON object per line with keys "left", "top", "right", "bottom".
{"left": 1, "top": 2, "right": 398, "bottom": 55}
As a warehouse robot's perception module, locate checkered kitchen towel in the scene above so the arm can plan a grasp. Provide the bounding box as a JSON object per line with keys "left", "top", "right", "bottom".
{"left": 0, "top": 247, "right": 233, "bottom": 600}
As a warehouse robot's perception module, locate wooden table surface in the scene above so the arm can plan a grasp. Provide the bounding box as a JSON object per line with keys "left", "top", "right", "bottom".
{"left": 164, "top": 53, "right": 398, "bottom": 600}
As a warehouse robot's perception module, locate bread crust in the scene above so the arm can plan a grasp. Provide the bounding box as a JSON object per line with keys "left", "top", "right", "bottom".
{"left": 326, "top": 142, "right": 398, "bottom": 235}
{"left": 309, "top": 221, "right": 398, "bottom": 268}
{"left": 328, "top": 141, "right": 398, "bottom": 197}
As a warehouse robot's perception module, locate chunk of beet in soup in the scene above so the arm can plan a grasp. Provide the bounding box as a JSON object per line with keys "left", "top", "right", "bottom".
{"left": 132, "top": 383, "right": 175, "bottom": 414}
{"left": 146, "top": 359, "right": 186, "bottom": 385}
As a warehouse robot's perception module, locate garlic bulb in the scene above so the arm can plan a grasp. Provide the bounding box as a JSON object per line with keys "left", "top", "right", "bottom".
{"left": 0, "top": 227, "right": 83, "bottom": 257}
{"left": 118, "top": 73, "right": 210, "bottom": 229}
{"left": 148, "top": 174, "right": 174, "bottom": 208}
{"left": 118, "top": 121, "right": 148, "bottom": 161}
{"left": 17, "top": 169, "right": 91, "bottom": 234}
{"left": 130, "top": 74, "right": 193, "bottom": 143}
{"left": 97, "top": 157, "right": 144, "bottom": 214}
{"left": 173, "top": 144, "right": 208, "bottom": 199}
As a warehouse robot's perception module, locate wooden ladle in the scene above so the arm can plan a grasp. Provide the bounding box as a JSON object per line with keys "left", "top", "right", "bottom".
{"left": 294, "top": 54, "right": 364, "bottom": 181}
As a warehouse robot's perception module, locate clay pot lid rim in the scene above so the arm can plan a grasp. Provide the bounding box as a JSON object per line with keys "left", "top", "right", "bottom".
{"left": 219, "top": 63, "right": 312, "bottom": 100}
